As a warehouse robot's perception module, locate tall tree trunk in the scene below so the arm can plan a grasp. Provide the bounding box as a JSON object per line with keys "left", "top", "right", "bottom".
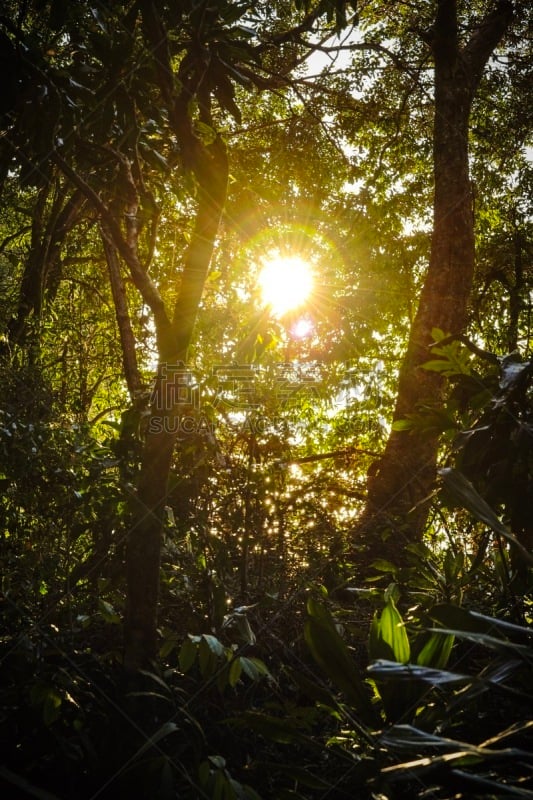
{"left": 354, "top": 0, "right": 513, "bottom": 568}
{"left": 124, "top": 139, "right": 228, "bottom": 672}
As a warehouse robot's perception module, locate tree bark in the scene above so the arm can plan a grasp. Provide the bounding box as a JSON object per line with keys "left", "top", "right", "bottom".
{"left": 353, "top": 0, "right": 513, "bottom": 568}
{"left": 7, "top": 184, "right": 84, "bottom": 346}
{"left": 101, "top": 225, "right": 143, "bottom": 400}
{"left": 123, "top": 137, "right": 229, "bottom": 672}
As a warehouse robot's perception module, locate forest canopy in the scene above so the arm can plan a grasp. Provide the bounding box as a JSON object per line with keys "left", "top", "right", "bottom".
{"left": 0, "top": 1, "right": 532, "bottom": 798}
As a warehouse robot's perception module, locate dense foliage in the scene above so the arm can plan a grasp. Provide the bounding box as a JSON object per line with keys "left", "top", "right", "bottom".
{"left": 0, "top": 1, "right": 531, "bottom": 798}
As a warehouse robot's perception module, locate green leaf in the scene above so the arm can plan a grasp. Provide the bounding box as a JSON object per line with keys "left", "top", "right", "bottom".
{"left": 232, "top": 614, "right": 256, "bottom": 645}
{"left": 97, "top": 598, "right": 120, "bottom": 624}
{"left": 179, "top": 638, "right": 198, "bottom": 672}
{"left": 368, "top": 660, "right": 471, "bottom": 685}
{"left": 239, "top": 656, "right": 270, "bottom": 682}
{"left": 391, "top": 418, "right": 413, "bottom": 431}
{"left": 159, "top": 631, "right": 179, "bottom": 658}
{"left": 136, "top": 669, "right": 171, "bottom": 693}
{"left": 194, "top": 120, "right": 217, "bottom": 145}
{"left": 422, "top": 359, "right": 453, "bottom": 373}
{"left": 43, "top": 689, "right": 62, "bottom": 726}
{"left": 439, "top": 468, "right": 533, "bottom": 566}
{"left": 228, "top": 658, "right": 242, "bottom": 687}
{"left": 427, "top": 628, "right": 532, "bottom": 658}
{"left": 208, "top": 754, "right": 226, "bottom": 770}
{"left": 369, "top": 598, "right": 410, "bottom": 663}
{"left": 428, "top": 603, "right": 533, "bottom": 642}
{"left": 416, "top": 631, "right": 454, "bottom": 669}
{"left": 201, "top": 634, "right": 226, "bottom": 658}
{"left": 371, "top": 558, "right": 398, "bottom": 574}
{"left": 380, "top": 724, "right": 470, "bottom": 753}
{"left": 199, "top": 637, "right": 217, "bottom": 677}
{"left": 304, "top": 597, "right": 374, "bottom": 721}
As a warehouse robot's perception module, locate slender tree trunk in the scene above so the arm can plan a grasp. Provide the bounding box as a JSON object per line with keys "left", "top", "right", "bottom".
{"left": 101, "top": 226, "right": 143, "bottom": 399}
{"left": 354, "top": 0, "right": 513, "bottom": 568}
{"left": 8, "top": 184, "right": 83, "bottom": 345}
{"left": 124, "top": 142, "right": 228, "bottom": 671}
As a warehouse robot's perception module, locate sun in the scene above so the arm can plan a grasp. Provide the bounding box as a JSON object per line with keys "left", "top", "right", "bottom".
{"left": 258, "top": 254, "right": 313, "bottom": 316}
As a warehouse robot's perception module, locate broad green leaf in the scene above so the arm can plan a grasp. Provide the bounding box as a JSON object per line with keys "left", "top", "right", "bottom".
{"left": 304, "top": 597, "right": 374, "bottom": 721}
{"left": 416, "top": 631, "right": 454, "bottom": 669}
{"left": 159, "top": 631, "right": 179, "bottom": 658}
{"left": 228, "top": 658, "right": 242, "bottom": 687}
{"left": 136, "top": 669, "right": 171, "bottom": 693}
{"left": 239, "top": 657, "right": 270, "bottom": 682}
{"left": 202, "top": 634, "right": 225, "bottom": 658}
{"left": 213, "top": 768, "right": 232, "bottom": 800}
{"left": 369, "top": 598, "right": 410, "bottom": 663}
{"left": 429, "top": 604, "right": 533, "bottom": 641}
{"left": 208, "top": 754, "right": 226, "bottom": 770}
{"left": 439, "top": 469, "right": 533, "bottom": 566}
{"left": 368, "top": 659, "right": 470, "bottom": 685}
{"left": 380, "top": 724, "right": 471, "bottom": 753}
{"left": 179, "top": 638, "right": 197, "bottom": 672}
{"left": 199, "top": 637, "right": 217, "bottom": 677}
{"left": 427, "top": 628, "right": 532, "bottom": 658}
{"left": 369, "top": 613, "right": 394, "bottom": 662}
{"left": 233, "top": 614, "right": 256, "bottom": 645}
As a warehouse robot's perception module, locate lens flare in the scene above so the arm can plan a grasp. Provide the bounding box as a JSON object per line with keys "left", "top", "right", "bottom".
{"left": 258, "top": 254, "right": 313, "bottom": 315}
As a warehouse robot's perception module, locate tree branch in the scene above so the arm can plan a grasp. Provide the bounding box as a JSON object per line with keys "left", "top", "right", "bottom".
{"left": 51, "top": 149, "right": 173, "bottom": 351}
{"left": 463, "top": 0, "right": 514, "bottom": 90}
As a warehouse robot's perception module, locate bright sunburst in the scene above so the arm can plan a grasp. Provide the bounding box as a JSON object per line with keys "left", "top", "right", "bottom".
{"left": 258, "top": 254, "right": 313, "bottom": 316}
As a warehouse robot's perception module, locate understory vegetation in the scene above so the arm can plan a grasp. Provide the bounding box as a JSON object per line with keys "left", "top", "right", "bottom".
{"left": 0, "top": 1, "right": 532, "bottom": 798}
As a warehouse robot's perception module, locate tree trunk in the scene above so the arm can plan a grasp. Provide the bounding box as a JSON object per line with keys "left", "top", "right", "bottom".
{"left": 8, "top": 184, "right": 83, "bottom": 346}
{"left": 123, "top": 141, "right": 228, "bottom": 672}
{"left": 101, "top": 226, "right": 143, "bottom": 400}
{"left": 353, "top": 0, "right": 513, "bottom": 568}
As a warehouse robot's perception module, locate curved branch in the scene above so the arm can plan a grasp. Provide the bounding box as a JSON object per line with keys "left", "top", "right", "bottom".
{"left": 51, "top": 149, "right": 173, "bottom": 351}
{"left": 463, "top": 0, "right": 514, "bottom": 90}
